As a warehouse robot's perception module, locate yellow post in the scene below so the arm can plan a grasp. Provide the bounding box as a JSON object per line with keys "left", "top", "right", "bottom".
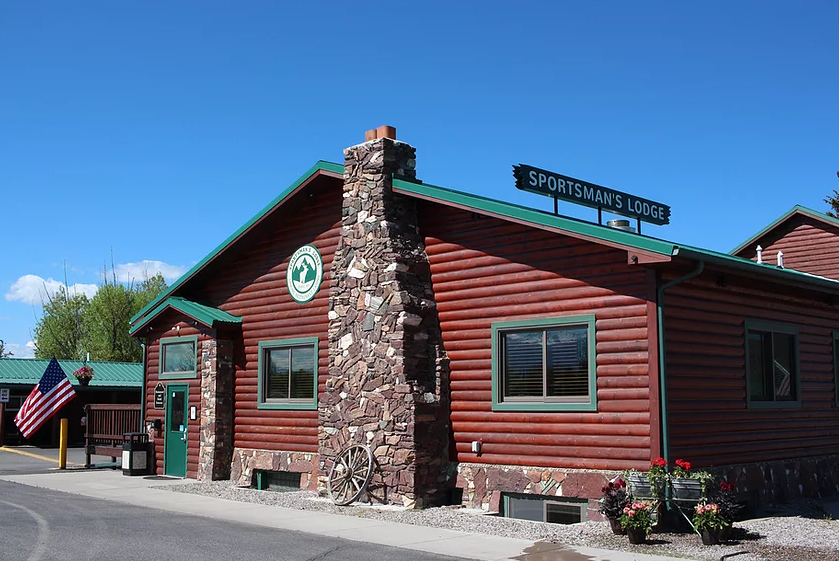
{"left": 58, "top": 418, "right": 68, "bottom": 469}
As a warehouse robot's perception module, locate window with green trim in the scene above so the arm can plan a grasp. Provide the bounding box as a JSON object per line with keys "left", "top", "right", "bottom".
{"left": 745, "top": 321, "right": 799, "bottom": 406}
{"left": 159, "top": 336, "right": 198, "bottom": 379}
{"left": 492, "top": 316, "right": 596, "bottom": 411}
{"left": 258, "top": 338, "right": 317, "bottom": 410}
{"left": 833, "top": 331, "right": 839, "bottom": 407}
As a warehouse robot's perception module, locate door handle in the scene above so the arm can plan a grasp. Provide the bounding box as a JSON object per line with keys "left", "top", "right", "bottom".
{"left": 181, "top": 432, "right": 187, "bottom": 442}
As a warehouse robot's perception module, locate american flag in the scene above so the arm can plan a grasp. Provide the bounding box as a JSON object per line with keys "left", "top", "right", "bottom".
{"left": 14, "top": 357, "right": 77, "bottom": 439}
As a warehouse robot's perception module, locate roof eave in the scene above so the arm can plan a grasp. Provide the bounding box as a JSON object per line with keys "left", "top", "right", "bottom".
{"left": 130, "top": 161, "right": 343, "bottom": 329}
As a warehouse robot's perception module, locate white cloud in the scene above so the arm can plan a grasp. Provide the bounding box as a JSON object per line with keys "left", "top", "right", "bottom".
{"left": 114, "top": 260, "right": 187, "bottom": 283}
{"left": 4, "top": 341, "right": 36, "bottom": 358}
{"left": 5, "top": 274, "right": 98, "bottom": 305}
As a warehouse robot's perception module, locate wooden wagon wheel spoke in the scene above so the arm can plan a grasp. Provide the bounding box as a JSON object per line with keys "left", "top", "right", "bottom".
{"left": 327, "top": 444, "right": 375, "bottom": 506}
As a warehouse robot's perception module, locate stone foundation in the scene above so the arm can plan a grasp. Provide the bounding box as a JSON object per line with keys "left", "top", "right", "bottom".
{"left": 231, "top": 448, "right": 319, "bottom": 490}
{"left": 455, "top": 463, "right": 617, "bottom": 521}
{"left": 712, "top": 454, "right": 839, "bottom": 506}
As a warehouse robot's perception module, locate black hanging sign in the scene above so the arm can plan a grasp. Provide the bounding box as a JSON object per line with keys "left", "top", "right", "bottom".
{"left": 513, "top": 164, "right": 671, "bottom": 225}
{"left": 154, "top": 383, "right": 165, "bottom": 409}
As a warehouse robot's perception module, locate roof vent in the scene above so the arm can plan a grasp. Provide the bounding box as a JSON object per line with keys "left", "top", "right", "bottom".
{"left": 606, "top": 219, "right": 635, "bottom": 233}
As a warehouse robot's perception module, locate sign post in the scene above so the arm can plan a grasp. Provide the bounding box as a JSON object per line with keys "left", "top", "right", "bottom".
{"left": 513, "top": 164, "right": 671, "bottom": 228}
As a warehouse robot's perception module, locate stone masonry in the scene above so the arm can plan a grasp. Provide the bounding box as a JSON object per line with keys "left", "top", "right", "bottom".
{"left": 319, "top": 133, "right": 451, "bottom": 508}
{"left": 197, "top": 338, "right": 234, "bottom": 481}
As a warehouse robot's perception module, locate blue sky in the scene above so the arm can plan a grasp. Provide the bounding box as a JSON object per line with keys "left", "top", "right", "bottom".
{"left": 2, "top": 1, "right": 837, "bottom": 358}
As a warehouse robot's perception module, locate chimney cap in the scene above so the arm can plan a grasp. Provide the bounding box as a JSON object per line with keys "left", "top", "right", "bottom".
{"left": 364, "top": 125, "right": 397, "bottom": 142}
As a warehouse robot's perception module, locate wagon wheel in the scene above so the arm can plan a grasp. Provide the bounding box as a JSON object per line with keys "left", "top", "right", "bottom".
{"left": 327, "top": 444, "right": 374, "bottom": 506}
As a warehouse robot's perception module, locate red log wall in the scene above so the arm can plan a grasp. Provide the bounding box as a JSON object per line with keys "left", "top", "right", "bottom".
{"left": 419, "top": 202, "right": 655, "bottom": 471}
{"left": 664, "top": 276, "right": 839, "bottom": 467}
{"left": 735, "top": 214, "right": 839, "bottom": 281}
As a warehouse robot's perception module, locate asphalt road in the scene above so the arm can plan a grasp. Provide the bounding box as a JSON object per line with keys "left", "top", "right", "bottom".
{"left": 0, "top": 481, "right": 465, "bottom": 561}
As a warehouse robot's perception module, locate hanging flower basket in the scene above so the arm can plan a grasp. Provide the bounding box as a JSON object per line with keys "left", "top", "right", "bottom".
{"left": 73, "top": 365, "right": 94, "bottom": 386}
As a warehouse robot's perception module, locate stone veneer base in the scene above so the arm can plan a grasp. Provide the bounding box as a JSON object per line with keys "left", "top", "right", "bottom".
{"left": 230, "top": 448, "right": 318, "bottom": 491}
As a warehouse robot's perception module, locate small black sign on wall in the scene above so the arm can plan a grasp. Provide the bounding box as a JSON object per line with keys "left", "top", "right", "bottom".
{"left": 154, "top": 383, "right": 165, "bottom": 409}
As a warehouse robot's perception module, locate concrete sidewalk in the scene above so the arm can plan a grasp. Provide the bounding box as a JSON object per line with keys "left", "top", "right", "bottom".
{"left": 0, "top": 470, "right": 695, "bottom": 561}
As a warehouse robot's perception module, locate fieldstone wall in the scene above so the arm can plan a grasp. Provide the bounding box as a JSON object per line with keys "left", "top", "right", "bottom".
{"left": 712, "top": 455, "right": 839, "bottom": 506}
{"left": 456, "top": 463, "right": 614, "bottom": 521}
{"left": 231, "top": 448, "right": 318, "bottom": 490}
{"left": 197, "top": 338, "right": 234, "bottom": 481}
{"left": 319, "top": 136, "right": 450, "bottom": 508}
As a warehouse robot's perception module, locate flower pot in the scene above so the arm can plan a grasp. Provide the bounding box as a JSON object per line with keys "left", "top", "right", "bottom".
{"left": 700, "top": 528, "right": 721, "bottom": 545}
{"left": 671, "top": 478, "right": 703, "bottom": 504}
{"left": 78, "top": 377, "right": 90, "bottom": 387}
{"left": 608, "top": 517, "right": 626, "bottom": 535}
{"left": 628, "top": 474, "right": 664, "bottom": 499}
{"left": 626, "top": 528, "right": 646, "bottom": 544}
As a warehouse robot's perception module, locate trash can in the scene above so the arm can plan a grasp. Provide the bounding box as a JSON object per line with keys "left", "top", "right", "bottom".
{"left": 122, "top": 432, "right": 150, "bottom": 476}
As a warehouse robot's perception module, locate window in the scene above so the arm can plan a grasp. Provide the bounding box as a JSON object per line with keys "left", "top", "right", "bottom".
{"left": 745, "top": 320, "right": 800, "bottom": 408}
{"left": 492, "top": 315, "right": 596, "bottom": 412}
{"left": 503, "top": 493, "right": 587, "bottom": 524}
{"left": 257, "top": 338, "right": 318, "bottom": 410}
{"left": 159, "top": 336, "right": 198, "bottom": 379}
{"left": 834, "top": 331, "right": 839, "bottom": 407}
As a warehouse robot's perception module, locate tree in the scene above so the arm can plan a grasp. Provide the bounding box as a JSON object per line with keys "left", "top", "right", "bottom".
{"left": 32, "top": 268, "right": 169, "bottom": 362}
{"left": 825, "top": 172, "right": 839, "bottom": 219}
{"left": 33, "top": 285, "right": 89, "bottom": 360}
{"left": 0, "top": 339, "right": 12, "bottom": 357}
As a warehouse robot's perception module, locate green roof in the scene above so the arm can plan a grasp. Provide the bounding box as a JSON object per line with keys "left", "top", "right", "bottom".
{"left": 730, "top": 205, "right": 839, "bottom": 255}
{"left": 0, "top": 358, "right": 142, "bottom": 388}
{"left": 130, "top": 160, "right": 343, "bottom": 330}
{"left": 129, "top": 296, "right": 241, "bottom": 336}
{"left": 392, "top": 177, "right": 677, "bottom": 256}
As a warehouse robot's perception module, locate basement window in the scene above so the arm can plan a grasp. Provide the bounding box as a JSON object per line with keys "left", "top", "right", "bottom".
{"left": 257, "top": 338, "right": 318, "bottom": 410}
{"left": 834, "top": 331, "right": 839, "bottom": 407}
{"left": 502, "top": 493, "right": 587, "bottom": 525}
{"left": 252, "top": 470, "right": 302, "bottom": 492}
{"left": 491, "top": 315, "right": 596, "bottom": 412}
{"left": 745, "top": 320, "right": 800, "bottom": 408}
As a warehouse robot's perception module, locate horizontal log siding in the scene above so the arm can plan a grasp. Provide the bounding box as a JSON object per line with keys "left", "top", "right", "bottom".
{"left": 188, "top": 179, "right": 342, "bottom": 454}
{"left": 736, "top": 215, "right": 839, "bottom": 281}
{"left": 664, "top": 277, "right": 839, "bottom": 467}
{"left": 144, "top": 316, "right": 207, "bottom": 479}
{"left": 419, "top": 202, "right": 653, "bottom": 471}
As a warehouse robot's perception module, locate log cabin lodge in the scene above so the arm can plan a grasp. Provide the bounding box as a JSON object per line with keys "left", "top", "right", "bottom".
{"left": 129, "top": 126, "right": 839, "bottom": 524}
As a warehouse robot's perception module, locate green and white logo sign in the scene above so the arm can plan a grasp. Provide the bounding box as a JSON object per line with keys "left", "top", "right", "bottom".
{"left": 287, "top": 244, "right": 323, "bottom": 303}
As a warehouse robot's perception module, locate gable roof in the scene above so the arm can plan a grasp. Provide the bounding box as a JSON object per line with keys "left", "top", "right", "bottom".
{"left": 730, "top": 205, "right": 839, "bottom": 256}
{"left": 128, "top": 296, "right": 242, "bottom": 336}
{"left": 131, "top": 163, "right": 839, "bottom": 335}
{"left": 393, "top": 178, "right": 839, "bottom": 295}
{"left": 130, "top": 161, "right": 343, "bottom": 331}
{"left": 0, "top": 358, "right": 142, "bottom": 388}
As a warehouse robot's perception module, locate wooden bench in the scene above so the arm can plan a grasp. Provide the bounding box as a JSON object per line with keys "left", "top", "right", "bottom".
{"left": 84, "top": 404, "right": 142, "bottom": 467}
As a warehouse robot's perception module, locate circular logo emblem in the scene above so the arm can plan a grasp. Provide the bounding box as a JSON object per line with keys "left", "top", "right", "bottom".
{"left": 287, "top": 244, "right": 323, "bottom": 303}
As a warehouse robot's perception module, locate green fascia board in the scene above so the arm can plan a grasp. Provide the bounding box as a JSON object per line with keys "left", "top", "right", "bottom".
{"left": 0, "top": 358, "right": 142, "bottom": 387}
{"left": 129, "top": 296, "right": 242, "bottom": 336}
{"left": 130, "top": 160, "right": 343, "bottom": 328}
{"left": 391, "top": 178, "right": 677, "bottom": 256}
{"left": 674, "top": 244, "right": 839, "bottom": 294}
{"left": 729, "top": 205, "right": 839, "bottom": 255}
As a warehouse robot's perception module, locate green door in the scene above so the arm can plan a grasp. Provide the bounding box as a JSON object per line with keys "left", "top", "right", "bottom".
{"left": 164, "top": 384, "right": 188, "bottom": 477}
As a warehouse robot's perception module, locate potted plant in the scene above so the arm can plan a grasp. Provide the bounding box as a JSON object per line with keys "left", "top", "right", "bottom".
{"left": 670, "top": 458, "right": 701, "bottom": 502}
{"left": 599, "top": 478, "right": 629, "bottom": 534}
{"left": 73, "top": 365, "right": 94, "bottom": 387}
{"left": 620, "top": 500, "right": 655, "bottom": 544}
{"left": 626, "top": 458, "right": 667, "bottom": 500}
{"left": 693, "top": 502, "right": 727, "bottom": 545}
{"left": 708, "top": 481, "right": 741, "bottom": 540}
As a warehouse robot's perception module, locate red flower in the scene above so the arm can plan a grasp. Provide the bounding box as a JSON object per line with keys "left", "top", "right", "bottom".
{"left": 651, "top": 457, "right": 667, "bottom": 467}
{"left": 615, "top": 478, "right": 626, "bottom": 488}
{"left": 720, "top": 481, "right": 735, "bottom": 492}
{"left": 675, "top": 459, "right": 691, "bottom": 471}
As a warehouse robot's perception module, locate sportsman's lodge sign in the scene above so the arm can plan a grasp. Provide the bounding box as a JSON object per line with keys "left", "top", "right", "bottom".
{"left": 513, "top": 164, "right": 671, "bottom": 226}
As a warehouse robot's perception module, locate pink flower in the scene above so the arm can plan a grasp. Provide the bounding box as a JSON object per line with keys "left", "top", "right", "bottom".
{"left": 628, "top": 510, "right": 635, "bottom": 517}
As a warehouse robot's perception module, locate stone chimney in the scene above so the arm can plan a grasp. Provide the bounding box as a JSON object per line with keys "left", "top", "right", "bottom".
{"left": 319, "top": 126, "right": 450, "bottom": 507}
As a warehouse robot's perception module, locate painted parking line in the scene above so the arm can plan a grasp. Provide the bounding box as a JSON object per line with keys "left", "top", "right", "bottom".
{"left": 0, "top": 446, "right": 84, "bottom": 466}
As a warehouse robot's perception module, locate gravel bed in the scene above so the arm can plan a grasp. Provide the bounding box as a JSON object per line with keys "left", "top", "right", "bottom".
{"left": 166, "top": 481, "right": 839, "bottom": 561}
